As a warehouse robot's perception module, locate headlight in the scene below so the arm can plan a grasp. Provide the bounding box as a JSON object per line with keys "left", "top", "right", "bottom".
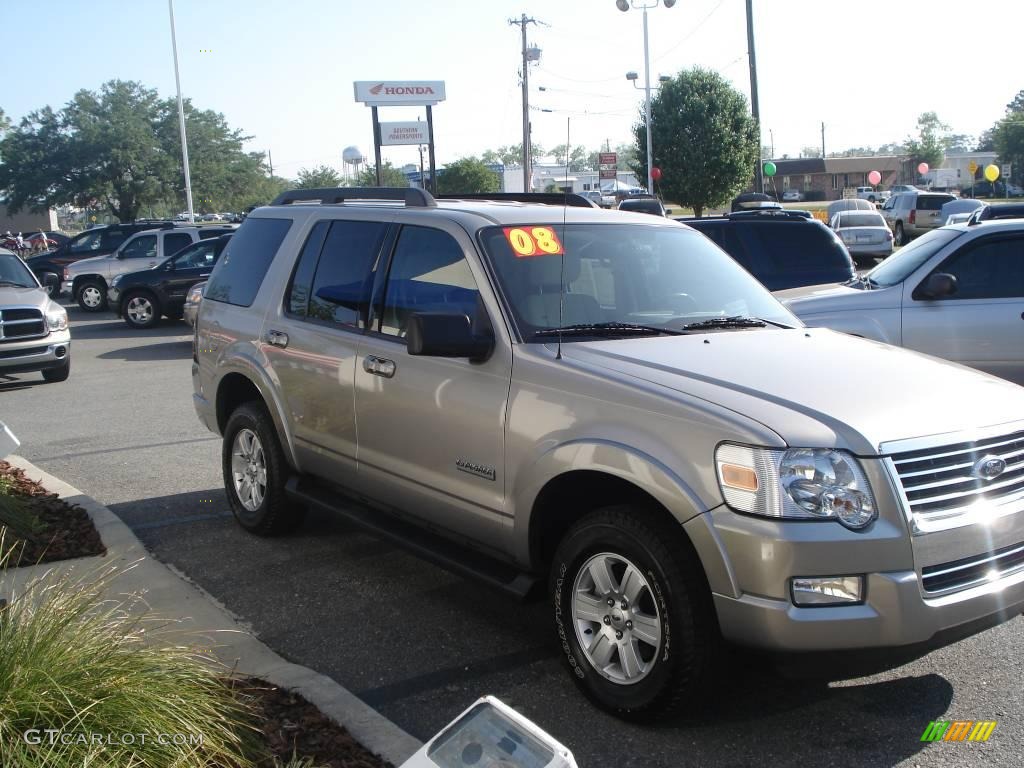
{"left": 715, "top": 444, "right": 876, "bottom": 530}
{"left": 46, "top": 306, "right": 68, "bottom": 332}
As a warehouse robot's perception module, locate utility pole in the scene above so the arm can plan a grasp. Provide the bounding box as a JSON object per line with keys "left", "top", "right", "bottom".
{"left": 745, "top": 0, "right": 762, "bottom": 193}
{"left": 510, "top": 14, "right": 540, "bottom": 193}
{"left": 821, "top": 121, "right": 826, "bottom": 157}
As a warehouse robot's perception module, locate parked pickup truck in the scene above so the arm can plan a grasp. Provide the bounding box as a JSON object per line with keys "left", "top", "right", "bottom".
{"left": 855, "top": 187, "right": 891, "bottom": 204}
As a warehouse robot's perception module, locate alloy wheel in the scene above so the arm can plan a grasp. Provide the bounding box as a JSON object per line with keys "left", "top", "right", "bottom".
{"left": 231, "top": 428, "right": 267, "bottom": 512}
{"left": 126, "top": 295, "right": 155, "bottom": 325}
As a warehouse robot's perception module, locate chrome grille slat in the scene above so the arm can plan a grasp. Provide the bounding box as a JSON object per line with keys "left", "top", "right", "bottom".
{"left": 890, "top": 429, "right": 1024, "bottom": 527}
{"left": 921, "top": 539, "right": 1024, "bottom": 594}
{"left": 0, "top": 306, "right": 46, "bottom": 342}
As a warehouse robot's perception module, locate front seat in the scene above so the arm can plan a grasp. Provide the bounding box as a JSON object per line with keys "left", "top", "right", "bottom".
{"left": 520, "top": 251, "right": 603, "bottom": 328}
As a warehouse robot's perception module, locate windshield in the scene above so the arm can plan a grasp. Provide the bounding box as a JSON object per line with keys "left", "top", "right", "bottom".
{"left": 867, "top": 228, "right": 963, "bottom": 287}
{"left": 480, "top": 223, "right": 798, "bottom": 340}
{"left": 0, "top": 253, "right": 38, "bottom": 287}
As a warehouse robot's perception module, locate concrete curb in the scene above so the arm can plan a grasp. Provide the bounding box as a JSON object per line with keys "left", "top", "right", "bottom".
{"left": 1, "top": 455, "right": 423, "bottom": 766}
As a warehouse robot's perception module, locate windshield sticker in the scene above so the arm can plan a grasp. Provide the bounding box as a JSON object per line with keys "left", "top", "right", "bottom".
{"left": 503, "top": 226, "right": 564, "bottom": 257}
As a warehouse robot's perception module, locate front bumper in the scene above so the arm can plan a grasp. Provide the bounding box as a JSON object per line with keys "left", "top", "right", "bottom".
{"left": 686, "top": 458, "right": 1024, "bottom": 651}
{"left": 61, "top": 280, "right": 73, "bottom": 295}
{"left": 107, "top": 286, "right": 122, "bottom": 307}
{"left": 0, "top": 333, "right": 71, "bottom": 375}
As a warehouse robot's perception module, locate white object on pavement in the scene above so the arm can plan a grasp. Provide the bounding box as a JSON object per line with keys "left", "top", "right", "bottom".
{"left": 0, "top": 422, "right": 19, "bottom": 459}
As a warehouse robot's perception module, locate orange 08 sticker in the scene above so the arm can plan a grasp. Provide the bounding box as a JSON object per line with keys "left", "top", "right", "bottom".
{"left": 503, "top": 226, "right": 564, "bottom": 257}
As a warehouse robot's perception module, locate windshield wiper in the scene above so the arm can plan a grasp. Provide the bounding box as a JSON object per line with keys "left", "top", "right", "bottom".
{"left": 680, "top": 316, "right": 773, "bottom": 331}
{"left": 532, "top": 321, "right": 685, "bottom": 339}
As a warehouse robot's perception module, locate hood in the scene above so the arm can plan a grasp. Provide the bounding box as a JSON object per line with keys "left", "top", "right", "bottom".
{"left": 776, "top": 282, "right": 900, "bottom": 313}
{"left": 561, "top": 329, "right": 1024, "bottom": 454}
{"left": 0, "top": 284, "right": 50, "bottom": 309}
{"left": 66, "top": 253, "right": 113, "bottom": 273}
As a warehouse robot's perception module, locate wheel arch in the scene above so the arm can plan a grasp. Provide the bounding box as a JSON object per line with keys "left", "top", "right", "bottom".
{"left": 214, "top": 367, "right": 300, "bottom": 471}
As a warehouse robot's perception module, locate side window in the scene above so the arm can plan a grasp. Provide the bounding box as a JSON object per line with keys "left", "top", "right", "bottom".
{"left": 307, "top": 220, "right": 388, "bottom": 327}
{"left": 931, "top": 237, "right": 1024, "bottom": 300}
{"left": 173, "top": 241, "right": 216, "bottom": 269}
{"left": 121, "top": 235, "right": 157, "bottom": 259}
{"left": 164, "top": 232, "right": 193, "bottom": 257}
{"left": 379, "top": 226, "right": 480, "bottom": 338}
{"left": 286, "top": 221, "right": 330, "bottom": 317}
{"left": 205, "top": 218, "right": 293, "bottom": 307}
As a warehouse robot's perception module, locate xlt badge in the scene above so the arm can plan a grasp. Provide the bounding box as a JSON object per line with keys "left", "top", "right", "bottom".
{"left": 456, "top": 458, "right": 496, "bottom": 482}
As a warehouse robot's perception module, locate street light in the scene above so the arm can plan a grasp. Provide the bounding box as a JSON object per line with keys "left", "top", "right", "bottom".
{"left": 617, "top": 0, "right": 676, "bottom": 194}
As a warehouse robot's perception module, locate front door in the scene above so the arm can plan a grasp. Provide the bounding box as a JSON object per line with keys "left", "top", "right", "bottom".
{"left": 902, "top": 233, "right": 1024, "bottom": 384}
{"left": 353, "top": 223, "right": 512, "bottom": 552}
{"left": 164, "top": 239, "right": 218, "bottom": 302}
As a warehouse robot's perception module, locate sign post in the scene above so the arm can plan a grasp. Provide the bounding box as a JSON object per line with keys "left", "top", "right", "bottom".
{"left": 354, "top": 81, "right": 446, "bottom": 193}
{"left": 968, "top": 160, "right": 978, "bottom": 197}
{"left": 1002, "top": 163, "right": 1012, "bottom": 197}
{"left": 598, "top": 152, "right": 617, "bottom": 203}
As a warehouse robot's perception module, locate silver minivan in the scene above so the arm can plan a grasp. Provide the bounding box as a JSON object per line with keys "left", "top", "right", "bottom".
{"left": 780, "top": 220, "right": 1024, "bottom": 385}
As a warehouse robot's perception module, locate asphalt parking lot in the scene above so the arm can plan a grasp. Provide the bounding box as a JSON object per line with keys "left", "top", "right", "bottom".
{"left": 2, "top": 305, "right": 1022, "bottom": 768}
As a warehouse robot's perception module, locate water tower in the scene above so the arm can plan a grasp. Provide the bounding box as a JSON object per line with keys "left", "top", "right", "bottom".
{"left": 342, "top": 146, "right": 365, "bottom": 181}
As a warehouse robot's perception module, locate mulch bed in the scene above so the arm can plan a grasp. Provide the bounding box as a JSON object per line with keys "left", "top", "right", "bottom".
{"left": 0, "top": 459, "right": 106, "bottom": 565}
{"left": 236, "top": 677, "right": 393, "bottom": 768}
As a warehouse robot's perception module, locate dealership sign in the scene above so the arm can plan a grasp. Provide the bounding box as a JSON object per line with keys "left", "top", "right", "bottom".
{"left": 380, "top": 121, "right": 429, "bottom": 146}
{"left": 354, "top": 81, "right": 446, "bottom": 107}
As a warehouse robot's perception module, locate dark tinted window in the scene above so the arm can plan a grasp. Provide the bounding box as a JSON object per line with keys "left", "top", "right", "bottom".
{"left": 619, "top": 199, "right": 664, "bottom": 216}
{"left": 691, "top": 221, "right": 853, "bottom": 290}
{"left": 286, "top": 221, "right": 330, "bottom": 317}
{"left": 205, "top": 217, "right": 292, "bottom": 306}
{"left": 916, "top": 195, "right": 955, "bottom": 211}
{"left": 932, "top": 236, "right": 1024, "bottom": 299}
{"left": 380, "top": 226, "right": 479, "bottom": 337}
{"left": 172, "top": 239, "right": 218, "bottom": 269}
{"left": 164, "top": 232, "right": 193, "bottom": 256}
{"left": 307, "top": 220, "right": 388, "bottom": 327}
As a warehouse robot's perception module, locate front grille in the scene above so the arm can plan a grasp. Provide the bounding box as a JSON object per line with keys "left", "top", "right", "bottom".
{"left": 0, "top": 345, "right": 49, "bottom": 360}
{"left": 922, "top": 540, "right": 1024, "bottom": 593}
{"left": 0, "top": 307, "right": 46, "bottom": 342}
{"left": 891, "top": 430, "right": 1024, "bottom": 525}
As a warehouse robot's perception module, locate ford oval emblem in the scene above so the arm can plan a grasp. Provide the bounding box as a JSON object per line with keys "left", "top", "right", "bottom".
{"left": 972, "top": 454, "right": 1007, "bottom": 481}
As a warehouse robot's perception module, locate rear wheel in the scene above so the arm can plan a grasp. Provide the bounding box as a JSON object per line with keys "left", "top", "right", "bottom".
{"left": 893, "top": 222, "right": 905, "bottom": 247}
{"left": 76, "top": 280, "right": 107, "bottom": 312}
{"left": 551, "top": 505, "right": 716, "bottom": 720}
{"left": 222, "top": 402, "right": 305, "bottom": 536}
{"left": 123, "top": 290, "right": 160, "bottom": 329}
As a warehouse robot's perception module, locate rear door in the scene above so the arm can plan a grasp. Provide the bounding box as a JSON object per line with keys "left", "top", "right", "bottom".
{"left": 902, "top": 232, "right": 1024, "bottom": 384}
{"left": 261, "top": 217, "right": 390, "bottom": 485}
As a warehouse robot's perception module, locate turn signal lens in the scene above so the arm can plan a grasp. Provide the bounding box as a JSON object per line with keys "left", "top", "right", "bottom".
{"left": 720, "top": 464, "right": 758, "bottom": 492}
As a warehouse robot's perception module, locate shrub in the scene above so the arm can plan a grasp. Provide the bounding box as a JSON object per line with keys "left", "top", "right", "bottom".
{"left": 0, "top": 542, "right": 262, "bottom": 767}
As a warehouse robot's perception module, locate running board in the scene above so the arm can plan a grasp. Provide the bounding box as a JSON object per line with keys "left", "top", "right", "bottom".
{"left": 285, "top": 477, "right": 540, "bottom": 601}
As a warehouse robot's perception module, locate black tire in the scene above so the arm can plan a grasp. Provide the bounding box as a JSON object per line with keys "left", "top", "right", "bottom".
{"left": 76, "top": 279, "right": 107, "bottom": 312}
{"left": 853, "top": 256, "right": 875, "bottom": 269}
{"left": 122, "top": 290, "right": 161, "bottom": 329}
{"left": 893, "top": 222, "right": 905, "bottom": 247}
{"left": 551, "top": 505, "right": 716, "bottom": 720}
{"left": 221, "top": 401, "right": 305, "bottom": 536}
{"left": 41, "top": 272, "right": 61, "bottom": 299}
{"left": 42, "top": 357, "right": 70, "bottom": 383}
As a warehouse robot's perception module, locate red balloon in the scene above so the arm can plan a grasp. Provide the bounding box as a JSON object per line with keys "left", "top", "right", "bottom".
{"left": 651, "top": 166, "right": 662, "bottom": 181}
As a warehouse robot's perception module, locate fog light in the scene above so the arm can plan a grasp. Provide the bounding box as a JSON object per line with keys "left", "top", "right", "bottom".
{"left": 54, "top": 346, "right": 67, "bottom": 359}
{"left": 791, "top": 576, "right": 863, "bottom": 606}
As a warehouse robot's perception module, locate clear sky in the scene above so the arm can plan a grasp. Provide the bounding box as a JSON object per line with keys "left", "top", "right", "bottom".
{"left": 3, "top": 0, "right": 1021, "bottom": 178}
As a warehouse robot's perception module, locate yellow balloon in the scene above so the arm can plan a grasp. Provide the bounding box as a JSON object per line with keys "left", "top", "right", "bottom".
{"left": 984, "top": 164, "right": 1000, "bottom": 182}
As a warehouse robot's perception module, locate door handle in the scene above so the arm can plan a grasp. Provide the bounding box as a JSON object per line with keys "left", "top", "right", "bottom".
{"left": 265, "top": 329, "right": 289, "bottom": 348}
{"left": 363, "top": 355, "right": 396, "bottom": 378}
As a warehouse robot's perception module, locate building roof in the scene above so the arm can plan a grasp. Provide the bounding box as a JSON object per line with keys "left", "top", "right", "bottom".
{"left": 823, "top": 155, "right": 905, "bottom": 174}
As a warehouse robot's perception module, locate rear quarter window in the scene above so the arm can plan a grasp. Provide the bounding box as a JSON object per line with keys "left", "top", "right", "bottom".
{"left": 917, "top": 196, "right": 955, "bottom": 211}
{"left": 205, "top": 218, "right": 292, "bottom": 307}
{"left": 740, "top": 222, "right": 854, "bottom": 290}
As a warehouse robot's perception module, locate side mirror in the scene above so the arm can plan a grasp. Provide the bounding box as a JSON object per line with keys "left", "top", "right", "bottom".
{"left": 916, "top": 272, "right": 957, "bottom": 300}
{"left": 407, "top": 313, "right": 494, "bottom": 362}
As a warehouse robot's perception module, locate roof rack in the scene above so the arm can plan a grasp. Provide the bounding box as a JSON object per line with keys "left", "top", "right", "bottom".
{"left": 436, "top": 192, "right": 599, "bottom": 208}
{"left": 270, "top": 187, "right": 436, "bottom": 208}
{"left": 725, "top": 209, "right": 812, "bottom": 220}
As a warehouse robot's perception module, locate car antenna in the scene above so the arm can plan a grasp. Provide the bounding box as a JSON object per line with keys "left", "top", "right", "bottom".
{"left": 557, "top": 117, "right": 569, "bottom": 361}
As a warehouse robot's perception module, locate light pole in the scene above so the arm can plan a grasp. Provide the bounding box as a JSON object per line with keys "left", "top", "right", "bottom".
{"left": 167, "top": 0, "right": 194, "bottom": 224}
{"left": 616, "top": 0, "right": 675, "bottom": 194}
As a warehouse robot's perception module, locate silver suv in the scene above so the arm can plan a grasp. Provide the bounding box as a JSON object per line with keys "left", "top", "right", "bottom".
{"left": 0, "top": 248, "right": 70, "bottom": 382}
{"left": 63, "top": 225, "right": 234, "bottom": 312}
{"left": 193, "top": 188, "right": 1024, "bottom": 719}
{"left": 880, "top": 191, "right": 956, "bottom": 245}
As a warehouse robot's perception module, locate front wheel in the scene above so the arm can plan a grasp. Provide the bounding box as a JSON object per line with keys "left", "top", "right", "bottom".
{"left": 222, "top": 402, "right": 305, "bottom": 536}
{"left": 42, "top": 357, "right": 70, "bottom": 383}
{"left": 551, "top": 506, "right": 716, "bottom": 720}
{"left": 123, "top": 291, "right": 160, "bottom": 329}
{"left": 76, "top": 280, "right": 107, "bottom": 312}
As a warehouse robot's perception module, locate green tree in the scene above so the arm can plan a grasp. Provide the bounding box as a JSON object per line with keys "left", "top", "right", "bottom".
{"left": 481, "top": 142, "right": 544, "bottom": 167}
{"left": 437, "top": 157, "right": 500, "bottom": 194}
{"left": 633, "top": 67, "right": 759, "bottom": 217}
{"left": 0, "top": 80, "right": 268, "bottom": 222}
{"left": 550, "top": 143, "right": 589, "bottom": 171}
{"left": 799, "top": 145, "right": 822, "bottom": 158}
{"left": 987, "top": 90, "right": 1024, "bottom": 184}
{"left": 903, "top": 111, "right": 948, "bottom": 170}
{"left": 0, "top": 108, "right": 10, "bottom": 135}
{"left": 295, "top": 164, "right": 343, "bottom": 189}
{"left": 357, "top": 161, "right": 408, "bottom": 187}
